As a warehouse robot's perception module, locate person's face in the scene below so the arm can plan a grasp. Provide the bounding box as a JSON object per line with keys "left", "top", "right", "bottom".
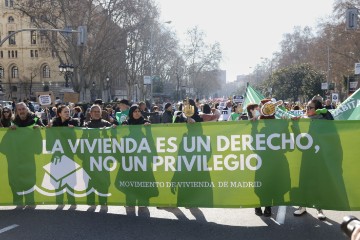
{"left": 166, "top": 105, "right": 172, "bottom": 111}
{"left": 119, "top": 103, "right": 127, "bottom": 111}
{"left": 59, "top": 107, "right": 70, "bottom": 120}
{"left": 306, "top": 102, "right": 316, "bottom": 116}
{"left": 16, "top": 104, "right": 28, "bottom": 120}
{"left": 139, "top": 104, "right": 146, "bottom": 110}
{"left": 90, "top": 106, "right": 102, "bottom": 120}
{"left": 132, "top": 108, "right": 142, "bottom": 120}
{"left": 325, "top": 99, "right": 331, "bottom": 106}
{"left": 3, "top": 109, "right": 10, "bottom": 118}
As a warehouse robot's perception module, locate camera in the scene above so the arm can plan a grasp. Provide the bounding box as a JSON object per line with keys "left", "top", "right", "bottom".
{"left": 341, "top": 215, "right": 360, "bottom": 237}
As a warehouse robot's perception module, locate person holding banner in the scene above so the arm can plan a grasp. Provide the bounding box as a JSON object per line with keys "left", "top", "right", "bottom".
{"left": 250, "top": 99, "right": 290, "bottom": 218}
{"left": 1, "top": 102, "right": 43, "bottom": 206}
{"left": 47, "top": 105, "right": 78, "bottom": 208}
{"left": 122, "top": 104, "right": 151, "bottom": 125}
{"left": 50, "top": 105, "right": 80, "bottom": 127}
{"left": 292, "top": 98, "right": 348, "bottom": 220}
{"left": 116, "top": 104, "right": 158, "bottom": 216}
{"left": 1, "top": 107, "right": 13, "bottom": 127}
{"left": 85, "top": 105, "right": 115, "bottom": 128}
{"left": 11, "top": 102, "right": 45, "bottom": 129}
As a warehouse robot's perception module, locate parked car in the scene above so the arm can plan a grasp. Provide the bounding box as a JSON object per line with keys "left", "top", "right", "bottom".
{"left": 0, "top": 101, "right": 13, "bottom": 110}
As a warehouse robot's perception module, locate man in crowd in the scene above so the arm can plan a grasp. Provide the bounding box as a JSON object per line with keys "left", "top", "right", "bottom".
{"left": 115, "top": 99, "right": 131, "bottom": 124}
{"left": 84, "top": 104, "right": 115, "bottom": 128}
{"left": 11, "top": 102, "right": 45, "bottom": 129}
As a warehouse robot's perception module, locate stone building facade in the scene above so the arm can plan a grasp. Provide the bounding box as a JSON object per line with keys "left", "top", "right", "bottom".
{"left": 0, "top": 0, "right": 65, "bottom": 101}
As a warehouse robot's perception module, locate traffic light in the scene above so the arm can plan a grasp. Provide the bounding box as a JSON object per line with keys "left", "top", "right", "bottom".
{"left": 346, "top": 8, "right": 358, "bottom": 30}
{"left": 77, "top": 26, "right": 87, "bottom": 46}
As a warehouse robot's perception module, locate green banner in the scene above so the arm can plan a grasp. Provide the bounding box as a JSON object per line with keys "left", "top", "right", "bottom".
{"left": 0, "top": 120, "right": 359, "bottom": 210}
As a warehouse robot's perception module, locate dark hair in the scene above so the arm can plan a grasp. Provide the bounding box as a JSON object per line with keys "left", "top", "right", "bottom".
{"left": 232, "top": 105, "right": 238, "bottom": 112}
{"left": 293, "top": 105, "right": 300, "bottom": 110}
{"left": 246, "top": 103, "right": 259, "bottom": 119}
{"left": 310, "top": 99, "right": 323, "bottom": 110}
{"left": 57, "top": 105, "right": 68, "bottom": 116}
{"left": 2, "top": 107, "right": 13, "bottom": 119}
{"left": 94, "top": 99, "right": 103, "bottom": 105}
{"left": 74, "top": 106, "right": 82, "bottom": 112}
{"left": 202, "top": 103, "right": 211, "bottom": 114}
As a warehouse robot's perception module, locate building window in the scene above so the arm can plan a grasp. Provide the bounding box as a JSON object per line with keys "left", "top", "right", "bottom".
{"left": 0, "top": 51, "right": 3, "bottom": 58}
{"left": 8, "top": 16, "right": 14, "bottom": 23}
{"left": 31, "top": 31, "right": 37, "bottom": 44}
{"left": 8, "top": 31, "right": 15, "bottom": 45}
{"left": 11, "top": 66, "right": 18, "bottom": 78}
{"left": 43, "top": 65, "right": 50, "bottom": 78}
{"left": 5, "top": 0, "right": 13, "bottom": 7}
{"left": 0, "top": 67, "right": 4, "bottom": 79}
{"left": 35, "top": 50, "right": 38, "bottom": 57}
{"left": 40, "top": 30, "right": 47, "bottom": 44}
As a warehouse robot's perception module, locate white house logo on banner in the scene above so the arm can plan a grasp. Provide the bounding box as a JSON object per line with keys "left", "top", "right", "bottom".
{"left": 17, "top": 155, "right": 111, "bottom": 197}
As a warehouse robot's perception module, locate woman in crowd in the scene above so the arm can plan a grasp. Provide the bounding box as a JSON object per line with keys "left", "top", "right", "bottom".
{"left": 72, "top": 106, "right": 85, "bottom": 127}
{"left": 1, "top": 107, "right": 13, "bottom": 127}
{"left": 228, "top": 103, "right": 243, "bottom": 121}
{"left": 50, "top": 105, "right": 80, "bottom": 127}
{"left": 122, "top": 105, "right": 151, "bottom": 125}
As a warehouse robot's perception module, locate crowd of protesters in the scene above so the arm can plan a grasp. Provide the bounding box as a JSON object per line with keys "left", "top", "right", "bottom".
{"left": 0, "top": 94, "right": 340, "bottom": 129}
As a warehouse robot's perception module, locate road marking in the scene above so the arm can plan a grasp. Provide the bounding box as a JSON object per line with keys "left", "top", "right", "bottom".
{"left": 0, "top": 224, "right": 19, "bottom": 234}
{"left": 275, "top": 206, "right": 287, "bottom": 225}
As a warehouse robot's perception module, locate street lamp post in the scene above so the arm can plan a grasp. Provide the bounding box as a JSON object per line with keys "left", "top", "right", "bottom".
{"left": 106, "top": 75, "right": 110, "bottom": 102}
{"left": 59, "top": 64, "right": 74, "bottom": 88}
{"left": 90, "top": 81, "right": 96, "bottom": 102}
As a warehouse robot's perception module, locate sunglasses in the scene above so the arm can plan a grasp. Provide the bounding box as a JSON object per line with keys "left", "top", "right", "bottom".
{"left": 306, "top": 106, "right": 315, "bottom": 110}
{"left": 3, "top": 111, "right": 9, "bottom": 113}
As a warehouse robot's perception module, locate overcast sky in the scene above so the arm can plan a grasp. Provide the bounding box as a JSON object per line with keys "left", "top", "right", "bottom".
{"left": 156, "top": 0, "right": 335, "bottom": 82}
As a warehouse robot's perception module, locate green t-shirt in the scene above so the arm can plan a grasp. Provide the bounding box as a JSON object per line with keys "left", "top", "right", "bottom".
{"left": 116, "top": 109, "right": 129, "bottom": 124}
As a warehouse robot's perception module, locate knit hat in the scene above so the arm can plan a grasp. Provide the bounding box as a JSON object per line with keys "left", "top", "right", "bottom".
{"left": 118, "top": 99, "right": 130, "bottom": 106}
{"left": 94, "top": 99, "right": 103, "bottom": 105}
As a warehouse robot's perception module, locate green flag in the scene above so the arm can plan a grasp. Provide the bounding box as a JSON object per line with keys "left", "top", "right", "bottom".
{"left": 242, "top": 85, "right": 265, "bottom": 112}
{"left": 242, "top": 85, "right": 295, "bottom": 119}
{"left": 331, "top": 88, "right": 360, "bottom": 120}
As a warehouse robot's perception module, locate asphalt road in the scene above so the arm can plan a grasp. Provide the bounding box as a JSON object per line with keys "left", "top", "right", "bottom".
{"left": 0, "top": 205, "right": 359, "bottom": 240}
